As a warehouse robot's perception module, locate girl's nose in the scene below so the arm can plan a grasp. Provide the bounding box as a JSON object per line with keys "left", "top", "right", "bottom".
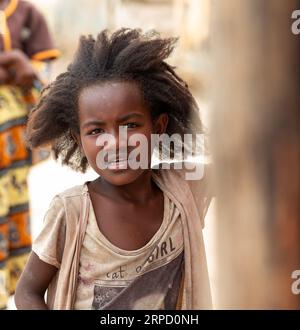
{"left": 97, "top": 126, "right": 128, "bottom": 152}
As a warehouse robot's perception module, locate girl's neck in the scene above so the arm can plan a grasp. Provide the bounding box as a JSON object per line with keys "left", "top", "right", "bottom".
{"left": 91, "top": 170, "right": 158, "bottom": 204}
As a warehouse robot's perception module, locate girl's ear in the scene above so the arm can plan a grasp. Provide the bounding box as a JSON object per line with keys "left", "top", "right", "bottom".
{"left": 155, "top": 113, "right": 169, "bottom": 134}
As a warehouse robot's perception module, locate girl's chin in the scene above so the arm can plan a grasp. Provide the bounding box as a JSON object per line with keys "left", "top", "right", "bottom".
{"left": 96, "top": 168, "right": 145, "bottom": 186}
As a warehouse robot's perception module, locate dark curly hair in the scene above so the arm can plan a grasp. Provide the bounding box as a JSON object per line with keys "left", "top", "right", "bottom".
{"left": 26, "top": 28, "right": 204, "bottom": 172}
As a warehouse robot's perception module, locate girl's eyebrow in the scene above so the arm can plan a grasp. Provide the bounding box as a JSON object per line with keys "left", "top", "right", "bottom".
{"left": 117, "top": 113, "right": 144, "bottom": 122}
{"left": 81, "top": 120, "right": 104, "bottom": 129}
{"left": 81, "top": 113, "right": 144, "bottom": 129}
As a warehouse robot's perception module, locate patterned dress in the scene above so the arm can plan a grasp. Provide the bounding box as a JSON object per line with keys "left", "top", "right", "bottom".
{"left": 0, "top": 0, "right": 59, "bottom": 308}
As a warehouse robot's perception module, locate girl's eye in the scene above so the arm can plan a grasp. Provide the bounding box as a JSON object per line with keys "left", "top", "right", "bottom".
{"left": 123, "top": 123, "right": 138, "bottom": 129}
{"left": 88, "top": 128, "right": 103, "bottom": 135}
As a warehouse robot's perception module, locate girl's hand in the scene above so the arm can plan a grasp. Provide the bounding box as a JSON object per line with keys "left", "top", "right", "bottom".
{"left": 0, "top": 49, "right": 37, "bottom": 88}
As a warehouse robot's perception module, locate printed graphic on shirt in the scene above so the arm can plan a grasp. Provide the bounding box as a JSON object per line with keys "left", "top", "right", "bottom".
{"left": 91, "top": 280, "right": 130, "bottom": 310}
{"left": 103, "top": 235, "right": 182, "bottom": 281}
{"left": 92, "top": 251, "right": 183, "bottom": 310}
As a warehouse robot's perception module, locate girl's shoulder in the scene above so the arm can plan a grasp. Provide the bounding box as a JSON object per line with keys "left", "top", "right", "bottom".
{"left": 152, "top": 162, "right": 214, "bottom": 228}
{"left": 33, "top": 183, "right": 89, "bottom": 270}
{"left": 152, "top": 161, "right": 213, "bottom": 186}
{"left": 47, "top": 183, "right": 88, "bottom": 218}
{"left": 56, "top": 183, "right": 88, "bottom": 200}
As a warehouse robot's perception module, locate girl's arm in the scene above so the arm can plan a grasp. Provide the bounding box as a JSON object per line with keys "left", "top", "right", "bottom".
{"left": 14, "top": 252, "right": 58, "bottom": 310}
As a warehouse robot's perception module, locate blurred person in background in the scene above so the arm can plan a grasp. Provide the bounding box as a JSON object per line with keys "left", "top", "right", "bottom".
{"left": 0, "top": 0, "right": 59, "bottom": 309}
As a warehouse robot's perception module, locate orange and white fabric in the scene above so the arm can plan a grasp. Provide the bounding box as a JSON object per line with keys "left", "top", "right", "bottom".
{"left": 0, "top": 0, "right": 59, "bottom": 309}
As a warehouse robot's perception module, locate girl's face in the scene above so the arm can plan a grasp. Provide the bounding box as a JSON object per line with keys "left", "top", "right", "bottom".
{"left": 78, "top": 81, "right": 168, "bottom": 186}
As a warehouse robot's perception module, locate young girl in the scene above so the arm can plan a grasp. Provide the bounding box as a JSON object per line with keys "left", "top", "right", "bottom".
{"left": 14, "top": 28, "right": 213, "bottom": 310}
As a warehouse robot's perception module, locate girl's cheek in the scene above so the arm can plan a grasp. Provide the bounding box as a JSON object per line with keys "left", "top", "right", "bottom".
{"left": 83, "top": 135, "right": 99, "bottom": 147}
{"left": 81, "top": 137, "right": 98, "bottom": 157}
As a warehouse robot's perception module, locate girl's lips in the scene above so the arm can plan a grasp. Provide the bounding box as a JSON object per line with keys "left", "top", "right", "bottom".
{"left": 107, "top": 159, "right": 129, "bottom": 170}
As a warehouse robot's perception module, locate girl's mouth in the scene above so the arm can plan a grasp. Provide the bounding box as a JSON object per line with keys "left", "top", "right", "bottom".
{"left": 107, "top": 158, "right": 129, "bottom": 170}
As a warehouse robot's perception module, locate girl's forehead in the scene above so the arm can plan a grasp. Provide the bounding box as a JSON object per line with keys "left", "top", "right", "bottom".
{"left": 78, "top": 81, "right": 149, "bottom": 120}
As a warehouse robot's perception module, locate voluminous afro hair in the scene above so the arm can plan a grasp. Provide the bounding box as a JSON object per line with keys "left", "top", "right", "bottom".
{"left": 27, "top": 28, "right": 203, "bottom": 172}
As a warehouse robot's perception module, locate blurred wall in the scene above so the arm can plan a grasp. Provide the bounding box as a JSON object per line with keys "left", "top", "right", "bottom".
{"left": 29, "top": 0, "right": 211, "bottom": 102}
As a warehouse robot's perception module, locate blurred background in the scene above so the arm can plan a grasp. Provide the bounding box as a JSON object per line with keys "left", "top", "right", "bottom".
{"left": 7, "top": 0, "right": 300, "bottom": 309}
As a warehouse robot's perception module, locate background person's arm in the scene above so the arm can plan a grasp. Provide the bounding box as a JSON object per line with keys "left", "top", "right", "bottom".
{"left": 0, "top": 50, "right": 37, "bottom": 88}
